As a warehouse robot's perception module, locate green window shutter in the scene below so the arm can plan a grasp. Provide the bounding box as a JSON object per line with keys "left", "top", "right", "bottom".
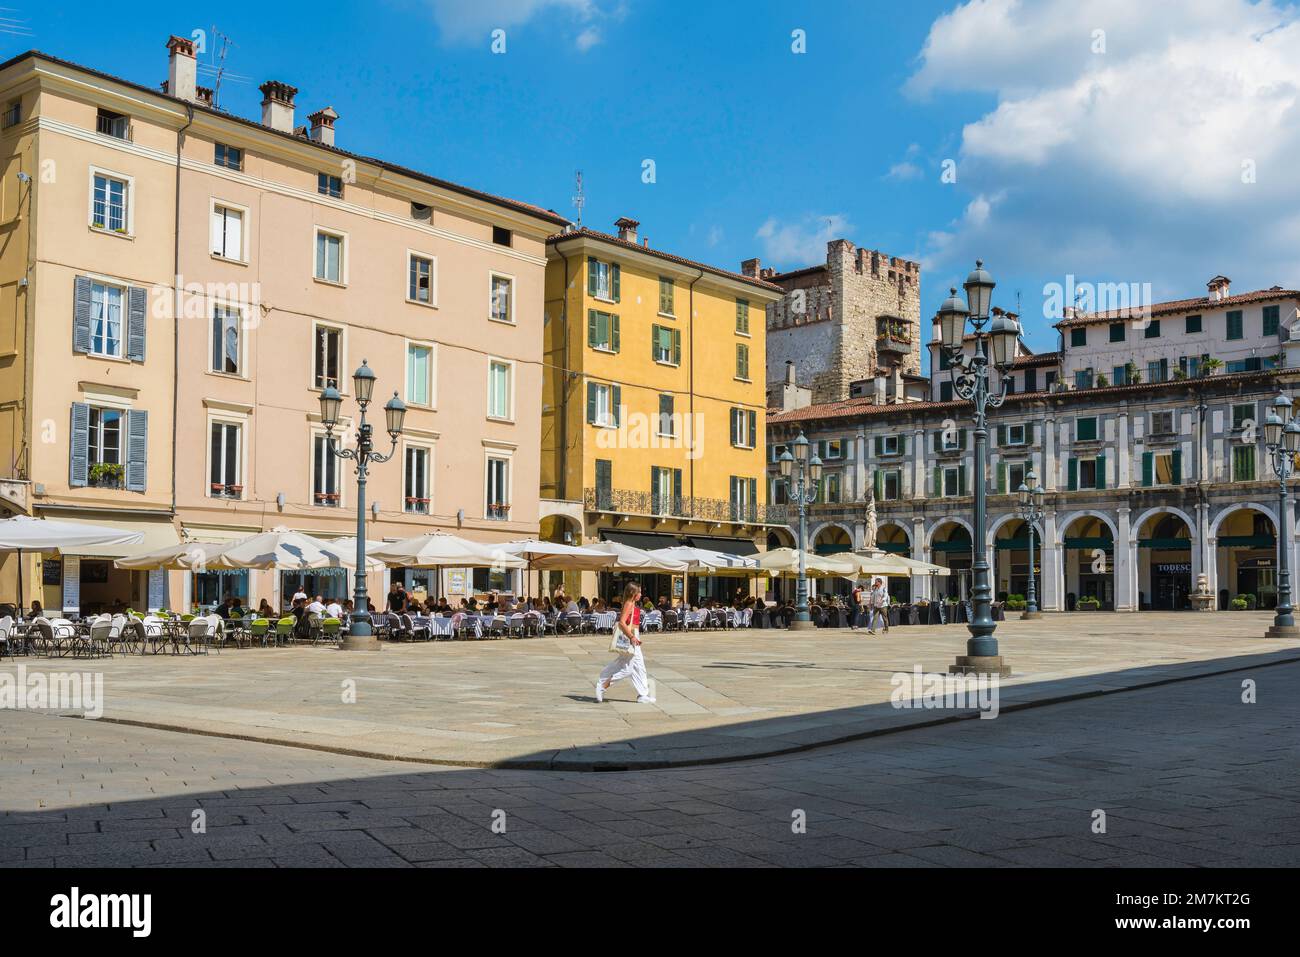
{"left": 1067, "top": 458, "right": 1078, "bottom": 491}
{"left": 587, "top": 310, "right": 598, "bottom": 347}
{"left": 587, "top": 257, "right": 598, "bottom": 296}
{"left": 611, "top": 384, "right": 622, "bottom": 427}
{"left": 672, "top": 329, "right": 681, "bottom": 365}
{"left": 933, "top": 467, "right": 941, "bottom": 497}
{"left": 997, "top": 462, "right": 1006, "bottom": 494}
{"left": 958, "top": 465, "right": 967, "bottom": 496}
{"left": 874, "top": 436, "right": 883, "bottom": 457}
{"left": 611, "top": 314, "right": 620, "bottom": 352}
{"left": 1142, "top": 451, "right": 1153, "bottom": 487}
{"left": 932, "top": 432, "right": 939, "bottom": 453}
{"left": 874, "top": 469, "right": 884, "bottom": 499}
{"left": 586, "top": 382, "right": 597, "bottom": 423}
{"left": 729, "top": 409, "right": 738, "bottom": 446}
{"left": 958, "top": 428, "right": 967, "bottom": 450}
{"left": 996, "top": 425, "right": 1006, "bottom": 446}
{"left": 611, "top": 263, "right": 620, "bottom": 302}
{"left": 69, "top": 403, "right": 90, "bottom": 487}
{"left": 1171, "top": 449, "right": 1182, "bottom": 485}
{"left": 749, "top": 412, "right": 757, "bottom": 449}
{"left": 1095, "top": 454, "right": 1107, "bottom": 489}
{"left": 672, "top": 468, "right": 682, "bottom": 507}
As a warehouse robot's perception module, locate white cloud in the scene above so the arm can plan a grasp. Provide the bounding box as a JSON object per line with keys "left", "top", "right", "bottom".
{"left": 887, "top": 161, "right": 923, "bottom": 181}
{"left": 427, "top": 0, "right": 599, "bottom": 45}
{"left": 909, "top": 0, "right": 1300, "bottom": 309}
{"left": 575, "top": 26, "right": 602, "bottom": 51}
{"left": 755, "top": 214, "right": 854, "bottom": 268}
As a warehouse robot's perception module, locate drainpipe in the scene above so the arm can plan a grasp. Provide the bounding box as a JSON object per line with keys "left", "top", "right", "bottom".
{"left": 171, "top": 104, "right": 194, "bottom": 517}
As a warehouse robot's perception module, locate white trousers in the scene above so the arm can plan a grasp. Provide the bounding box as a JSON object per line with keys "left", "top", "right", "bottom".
{"left": 599, "top": 646, "right": 649, "bottom": 697}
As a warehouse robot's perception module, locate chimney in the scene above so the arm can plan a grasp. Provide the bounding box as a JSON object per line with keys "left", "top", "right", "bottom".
{"left": 874, "top": 375, "right": 886, "bottom": 405}
{"left": 166, "top": 35, "right": 198, "bottom": 103}
{"left": 741, "top": 258, "right": 761, "bottom": 279}
{"left": 1207, "top": 275, "right": 1231, "bottom": 302}
{"left": 785, "top": 360, "right": 796, "bottom": 386}
{"left": 308, "top": 106, "right": 338, "bottom": 146}
{"left": 259, "top": 80, "right": 298, "bottom": 133}
{"left": 890, "top": 365, "right": 903, "bottom": 403}
{"left": 615, "top": 217, "right": 639, "bottom": 244}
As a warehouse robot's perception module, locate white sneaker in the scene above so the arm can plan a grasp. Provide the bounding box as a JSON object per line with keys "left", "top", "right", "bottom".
{"left": 636, "top": 695, "right": 657, "bottom": 704}
{"left": 595, "top": 680, "right": 604, "bottom": 703}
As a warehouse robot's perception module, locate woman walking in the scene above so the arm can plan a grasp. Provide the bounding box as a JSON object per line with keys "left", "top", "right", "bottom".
{"left": 595, "top": 583, "right": 655, "bottom": 704}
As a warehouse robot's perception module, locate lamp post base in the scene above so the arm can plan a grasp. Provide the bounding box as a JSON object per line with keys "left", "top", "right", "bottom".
{"left": 789, "top": 619, "right": 817, "bottom": 631}
{"left": 338, "top": 635, "right": 383, "bottom": 652}
{"left": 1020, "top": 610, "right": 1042, "bottom": 620}
{"left": 1264, "top": 624, "right": 1300, "bottom": 641}
{"left": 949, "top": 655, "right": 1011, "bottom": 677}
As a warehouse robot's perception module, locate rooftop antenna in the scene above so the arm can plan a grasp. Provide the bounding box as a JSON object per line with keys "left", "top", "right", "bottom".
{"left": 571, "top": 170, "right": 585, "bottom": 229}
{"left": 0, "top": 8, "right": 34, "bottom": 37}
{"left": 197, "top": 26, "right": 251, "bottom": 109}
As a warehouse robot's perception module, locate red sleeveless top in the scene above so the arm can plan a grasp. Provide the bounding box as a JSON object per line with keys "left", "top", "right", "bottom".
{"left": 628, "top": 604, "right": 641, "bottom": 627}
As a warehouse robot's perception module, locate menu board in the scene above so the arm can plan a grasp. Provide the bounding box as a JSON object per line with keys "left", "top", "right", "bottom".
{"left": 62, "top": 556, "right": 80, "bottom": 616}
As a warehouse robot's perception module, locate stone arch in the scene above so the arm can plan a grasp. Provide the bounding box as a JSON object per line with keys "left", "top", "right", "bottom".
{"left": 926, "top": 515, "right": 973, "bottom": 546}
{"left": 1054, "top": 509, "right": 1119, "bottom": 547}
{"left": 766, "top": 527, "right": 796, "bottom": 550}
{"left": 1210, "top": 501, "right": 1278, "bottom": 539}
{"left": 811, "top": 522, "right": 854, "bottom": 552}
{"left": 1133, "top": 505, "right": 1197, "bottom": 539}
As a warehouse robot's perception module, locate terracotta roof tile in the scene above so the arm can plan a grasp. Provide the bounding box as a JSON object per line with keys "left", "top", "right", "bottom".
{"left": 1, "top": 49, "right": 569, "bottom": 227}
{"left": 1056, "top": 288, "right": 1300, "bottom": 328}
{"left": 547, "top": 227, "right": 784, "bottom": 292}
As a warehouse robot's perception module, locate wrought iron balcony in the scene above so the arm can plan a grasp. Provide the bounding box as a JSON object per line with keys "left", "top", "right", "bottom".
{"left": 585, "top": 487, "right": 790, "bottom": 526}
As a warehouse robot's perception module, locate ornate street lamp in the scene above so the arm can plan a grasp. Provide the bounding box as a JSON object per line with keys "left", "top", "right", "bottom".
{"left": 318, "top": 359, "right": 406, "bottom": 651}
{"left": 779, "top": 430, "right": 823, "bottom": 630}
{"left": 1263, "top": 393, "right": 1300, "bottom": 639}
{"left": 943, "top": 261, "right": 1019, "bottom": 676}
{"left": 1016, "top": 468, "right": 1046, "bottom": 620}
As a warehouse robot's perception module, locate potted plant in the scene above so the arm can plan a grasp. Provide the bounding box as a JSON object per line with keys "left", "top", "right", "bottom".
{"left": 89, "top": 462, "right": 125, "bottom": 488}
{"left": 1096, "top": 373, "right": 1109, "bottom": 388}
{"left": 1202, "top": 357, "right": 1223, "bottom": 376}
{"left": 1124, "top": 361, "right": 1141, "bottom": 385}
{"left": 1243, "top": 593, "right": 1257, "bottom": 610}
{"left": 1229, "top": 596, "right": 1248, "bottom": 611}
{"left": 1077, "top": 596, "right": 1101, "bottom": 611}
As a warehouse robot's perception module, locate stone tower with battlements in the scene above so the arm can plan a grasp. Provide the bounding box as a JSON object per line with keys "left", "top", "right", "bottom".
{"left": 744, "top": 240, "right": 921, "bottom": 407}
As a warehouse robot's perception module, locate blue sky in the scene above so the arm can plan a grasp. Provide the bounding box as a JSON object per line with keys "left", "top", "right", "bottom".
{"left": 8, "top": 0, "right": 1300, "bottom": 365}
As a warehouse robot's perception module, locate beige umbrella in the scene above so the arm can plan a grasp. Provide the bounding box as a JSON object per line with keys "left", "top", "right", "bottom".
{"left": 369, "top": 532, "right": 526, "bottom": 569}
{"left": 754, "top": 547, "right": 859, "bottom": 578}
{"left": 584, "top": 541, "right": 688, "bottom": 572}
{"left": 208, "top": 527, "right": 354, "bottom": 570}
{"left": 114, "top": 541, "right": 228, "bottom": 571}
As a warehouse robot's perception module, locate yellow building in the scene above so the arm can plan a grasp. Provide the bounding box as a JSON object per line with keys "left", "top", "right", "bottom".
{"left": 541, "top": 218, "right": 784, "bottom": 601}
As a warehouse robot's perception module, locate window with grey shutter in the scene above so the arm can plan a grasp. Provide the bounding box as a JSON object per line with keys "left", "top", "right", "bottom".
{"left": 126, "top": 286, "right": 147, "bottom": 361}
{"left": 73, "top": 276, "right": 93, "bottom": 354}
{"left": 69, "top": 403, "right": 90, "bottom": 487}
{"left": 126, "top": 409, "right": 148, "bottom": 491}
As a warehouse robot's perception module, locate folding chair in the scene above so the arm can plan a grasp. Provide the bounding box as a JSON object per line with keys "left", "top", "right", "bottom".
{"left": 0, "top": 615, "right": 13, "bottom": 659}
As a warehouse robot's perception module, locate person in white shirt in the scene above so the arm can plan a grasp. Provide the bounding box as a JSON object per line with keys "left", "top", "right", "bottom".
{"left": 305, "top": 596, "right": 327, "bottom": 617}
{"left": 292, "top": 589, "right": 308, "bottom": 604}
{"left": 867, "top": 577, "right": 889, "bottom": 635}
{"left": 325, "top": 598, "right": 343, "bottom": 619}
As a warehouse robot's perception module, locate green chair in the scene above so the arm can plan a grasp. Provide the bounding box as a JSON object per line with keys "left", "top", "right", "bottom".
{"left": 249, "top": 618, "right": 270, "bottom": 647}
{"left": 319, "top": 617, "right": 342, "bottom": 645}
{"left": 275, "top": 617, "right": 295, "bottom": 646}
